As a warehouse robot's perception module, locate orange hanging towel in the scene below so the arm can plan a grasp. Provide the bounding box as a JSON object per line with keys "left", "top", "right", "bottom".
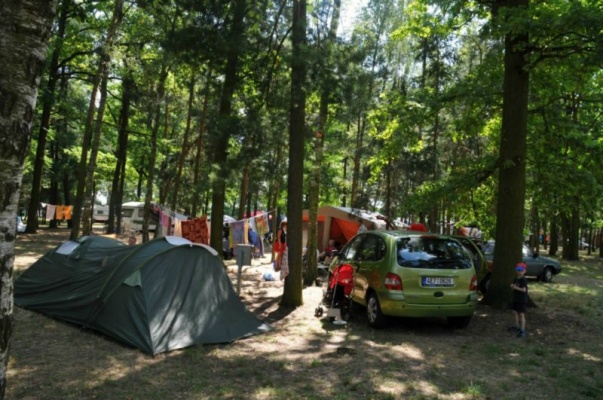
{"left": 55, "top": 205, "right": 65, "bottom": 221}
{"left": 64, "top": 205, "right": 73, "bottom": 220}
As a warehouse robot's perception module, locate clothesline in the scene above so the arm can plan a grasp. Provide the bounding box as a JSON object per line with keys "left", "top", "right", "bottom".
{"left": 169, "top": 209, "right": 278, "bottom": 247}
{"left": 41, "top": 203, "right": 73, "bottom": 221}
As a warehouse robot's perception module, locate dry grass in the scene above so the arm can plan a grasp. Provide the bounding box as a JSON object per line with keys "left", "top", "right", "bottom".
{"left": 7, "top": 228, "right": 603, "bottom": 400}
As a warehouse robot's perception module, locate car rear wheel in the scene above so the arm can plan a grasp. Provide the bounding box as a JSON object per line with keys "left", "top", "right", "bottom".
{"left": 541, "top": 267, "right": 553, "bottom": 283}
{"left": 479, "top": 274, "right": 491, "bottom": 294}
{"left": 367, "top": 292, "right": 387, "bottom": 329}
{"left": 447, "top": 316, "right": 472, "bottom": 329}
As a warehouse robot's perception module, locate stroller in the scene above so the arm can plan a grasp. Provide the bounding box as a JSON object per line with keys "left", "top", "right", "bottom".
{"left": 314, "top": 263, "right": 354, "bottom": 324}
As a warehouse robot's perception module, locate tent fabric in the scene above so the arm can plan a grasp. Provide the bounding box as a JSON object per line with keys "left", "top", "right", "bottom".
{"left": 15, "top": 235, "right": 271, "bottom": 355}
{"left": 302, "top": 206, "right": 388, "bottom": 250}
{"left": 330, "top": 217, "right": 363, "bottom": 245}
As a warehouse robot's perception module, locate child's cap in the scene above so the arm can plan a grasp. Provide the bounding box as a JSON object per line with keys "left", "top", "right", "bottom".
{"left": 515, "top": 262, "right": 527, "bottom": 272}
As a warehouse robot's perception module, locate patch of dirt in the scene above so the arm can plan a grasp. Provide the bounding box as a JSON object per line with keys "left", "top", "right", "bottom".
{"left": 8, "top": 228, "right": 603, "bottom": 400}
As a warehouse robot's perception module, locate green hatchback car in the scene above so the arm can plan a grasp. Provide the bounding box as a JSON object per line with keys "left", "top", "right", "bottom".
{"left": 333, "top": 230, "right": 479, "bottom": 329}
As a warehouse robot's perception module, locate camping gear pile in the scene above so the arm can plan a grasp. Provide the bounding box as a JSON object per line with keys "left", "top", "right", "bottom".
{"left": 14, "top": 235, "right": 271, "bottom": 355}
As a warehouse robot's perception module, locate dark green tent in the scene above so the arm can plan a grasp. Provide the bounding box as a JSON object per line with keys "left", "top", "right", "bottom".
{"left": 15, "top": 235, "right": 271, "bottom": 355}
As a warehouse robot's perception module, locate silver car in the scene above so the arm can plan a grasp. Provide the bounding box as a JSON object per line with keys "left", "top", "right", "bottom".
{"left": 482, "top": 240, "right": 562, "bottom": 283}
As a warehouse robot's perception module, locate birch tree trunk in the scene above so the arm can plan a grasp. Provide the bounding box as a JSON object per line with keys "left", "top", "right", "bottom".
{"left": 0, "top": 1, "right": 56, "bottom": 396}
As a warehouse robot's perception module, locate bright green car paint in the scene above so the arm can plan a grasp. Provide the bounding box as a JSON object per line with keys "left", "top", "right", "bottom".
{"left": 334, "top": 230, "right": 478, "bottom": 328}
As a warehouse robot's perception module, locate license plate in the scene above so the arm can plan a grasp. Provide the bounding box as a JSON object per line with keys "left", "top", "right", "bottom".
{"left": 422, "top": 277, "right": 454, "bottom": 287}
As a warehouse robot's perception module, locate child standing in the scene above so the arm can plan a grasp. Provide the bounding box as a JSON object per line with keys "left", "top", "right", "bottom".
{"left": 510, "top": 262, "right": 528, "bottom": 337}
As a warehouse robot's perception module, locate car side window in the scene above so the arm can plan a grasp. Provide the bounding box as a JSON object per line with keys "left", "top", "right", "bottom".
{"left": 341, "top": 235, "right": 363, "bottom": 261}
{"left": 358, "top": 234, "right": 385, "bottom": 262}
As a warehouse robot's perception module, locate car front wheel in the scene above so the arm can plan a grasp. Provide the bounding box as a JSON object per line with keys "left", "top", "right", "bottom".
{"left": 541, "top": 267, "right": 554, "bottom": 283}
{"left": 367, "top": 292, "right": 387, "bottom": 329}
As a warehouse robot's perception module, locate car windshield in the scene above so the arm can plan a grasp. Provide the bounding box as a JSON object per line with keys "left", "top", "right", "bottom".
{"left": 396, "top": 237, "right": 473, "bottom": 269}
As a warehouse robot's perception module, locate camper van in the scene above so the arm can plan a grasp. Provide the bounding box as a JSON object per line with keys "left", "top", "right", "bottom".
{"left": 92, "top": 205, "right": 109, "bottom": 223}
{"left": 121, "top": 201, "right": 157, "bottom": 232}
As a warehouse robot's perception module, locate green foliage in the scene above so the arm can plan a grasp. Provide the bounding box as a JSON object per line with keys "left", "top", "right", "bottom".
{"left": 23, "top": 0, "right": 603, "bottom": 242}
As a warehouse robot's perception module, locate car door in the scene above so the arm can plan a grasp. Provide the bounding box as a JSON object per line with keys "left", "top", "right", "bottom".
{"left": 455, "top": 237, "right": 487, "bottom": 279}
{"left": 353, "top": 233, "right": 387, "bottom": 305}
{"left": 522, "top": 245, "right": 543, "bottom": 277}
{"left": 337, "top": 235, "right": 365, "bottom": 302}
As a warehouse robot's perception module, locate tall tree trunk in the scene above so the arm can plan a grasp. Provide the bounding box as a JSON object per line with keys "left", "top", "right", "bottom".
{"left": 25, "top": 0, "right": 70, "bottom": 233}
{"left": 143, "top": 67, "right": 168, "bottom": 243}
{"left": 269, "top": 144, "right": 284, "bottom": 263}
{"left": 281, "top": 0, "right": 307, "bottom": 308}
{"left": 70, "top": 0, "right": 124, "bottom": 239}
{"left": 209, "top": 0, "right": 247, "bottom": 254}
{"left": 108, "top": 70, "right": 134, "bottom": 234}
{"left": 484, "top": 0, "right": 530, "bottom": 308}
{"left": 549, "top": 217, "right": 559, "bottom": 256}
{"left": 0, "top": 0, "right": 55, "bottom": 396}
{"left": 306, "top": 0, "right": 341, "bottom": 285}
{"left": 238, "top": 167, "right": 250, "bottom": 220}
{"left": 351, "top": 115, "right": 364, "bottom": 208}
{"left": 191, "top": 69, "right": 212, "bottom": 217}
{"left": 171, "top": 69, "right": 196, "bottom": 212}
{"left": 81, "top": 0, "right": 124, "bottom": 236}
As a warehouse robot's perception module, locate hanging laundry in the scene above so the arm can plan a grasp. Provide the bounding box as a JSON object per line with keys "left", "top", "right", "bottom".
{"left": 180, "top": 217, "right": 209, "bottom": 244}
{"left": 55, "top": 205, "right": 65, "bottom": 221}
{"left": 229, "top": 220, "right": 245, "bottom": 248}
{"left": 173, "top": 218, "right": 182, "bottom": 237}
{"left": 180, "top": 220, "right": 195, "bottom": 241}
{"left": 255, "top": 213, "right": 269, "bottom": 237}
{"left": 64, "top": 205, "right": 73, "bottom": 220}
{"left": 46, "top": 204, "right": 56, "bottom": 221}
{"left": 196, "top": 216, "right": 209, "bottom": 245}
{"left": 160, "top": 211, "right": 169, "bottom": 228}
{"left": 248, "top": 217, "right": 257, "bottom": 232}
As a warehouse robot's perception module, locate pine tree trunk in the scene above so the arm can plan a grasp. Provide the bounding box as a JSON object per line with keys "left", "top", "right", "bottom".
{"left": 0, "top": 1, "right": 56, "bottom": 396}
{"left": 191, "top": 71, "right": 212, "bottom": 217}
{"left": 281, "top": 0, "right": 307, "bottom": 308}
{"left": 25, "top": 0, "right": 71, "bottom": 234}
{"left": 108, "top": 71, "right": 134, "bottom": 234}
{"left": 143, "top": 67, "right": 168, "bottom": 243}
{"left": 306, "top": 0, "right": 341, "bottom": 286}
{"left": 209, "top": 0, "right": 247, "bottom": 254}
{"left": 171, "top": 70, "right": 196, "bottom": 212}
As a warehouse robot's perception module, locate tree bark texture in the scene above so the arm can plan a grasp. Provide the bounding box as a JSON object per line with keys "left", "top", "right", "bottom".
{"left": 0, "top": 0, "right": 56, "bottom": 396}
{"left": 82, "top": 0, "right": 124, "bottom": 236}
{"left": 108, "top": 71, "right": 134, "bottom": 234}
{"left": 485, "top": 0, "right": 530, "bottom": 308}
{"left": 209, "top": 0, "right": 247, "bottom": 254}
{"left": 306, "top": 0, "right": 341, "bottom": 285}
{"left": 191, "top": 69, "right": 212, "bottom": 217}
{"left": 281, "top": 0, "right": 307, "bottom": 308}
{"left": 171, "top": 69, "right": 196, "bottom": 212}
{"left": 25, "top": 0, "right": 71, "bottom": 234}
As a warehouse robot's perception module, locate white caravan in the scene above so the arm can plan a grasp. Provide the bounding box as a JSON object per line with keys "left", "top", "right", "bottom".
{"left": 121, "top": 201, "right": 157, "bottom": 232}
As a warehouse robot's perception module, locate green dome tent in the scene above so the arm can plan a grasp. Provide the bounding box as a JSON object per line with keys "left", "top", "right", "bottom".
{"left": 15, "top": 235, "right": 271, "bottom": 355}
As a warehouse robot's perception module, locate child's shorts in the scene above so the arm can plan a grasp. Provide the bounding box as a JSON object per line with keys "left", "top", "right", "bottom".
{"left": 513, "top": 301, "right": 527, "bottom": 313}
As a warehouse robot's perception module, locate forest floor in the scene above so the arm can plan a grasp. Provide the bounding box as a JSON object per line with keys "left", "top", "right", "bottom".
{"left": 6, "top": 226, "right": 603, "bottom": 400}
